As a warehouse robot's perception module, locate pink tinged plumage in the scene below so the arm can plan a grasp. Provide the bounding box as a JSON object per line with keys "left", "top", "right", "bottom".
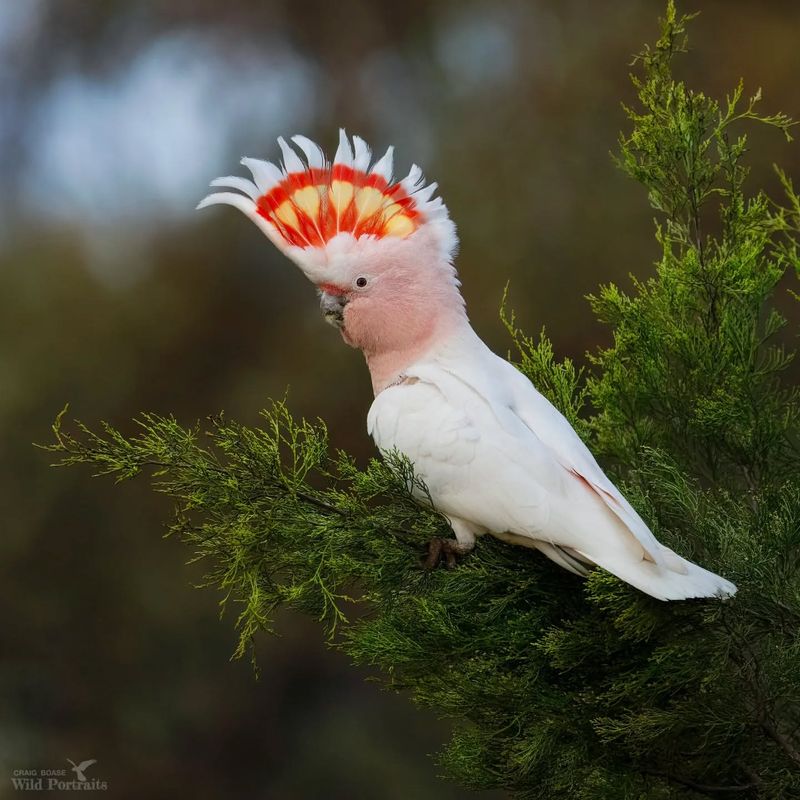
{"left": 198, "top": 131, "right": 737, "bottom": 602}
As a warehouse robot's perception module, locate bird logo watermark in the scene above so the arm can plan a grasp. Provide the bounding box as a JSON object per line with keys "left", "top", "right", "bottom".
{"left": 67, "top": 759, "right": 97, "bottom": 782}
{"left": 10, "top": 759, "right": 107, "bottom": 792}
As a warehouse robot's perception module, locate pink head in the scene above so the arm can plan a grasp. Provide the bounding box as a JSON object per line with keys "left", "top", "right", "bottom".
{"left": 198, "top": 131, "right": 467, "bottom": 392}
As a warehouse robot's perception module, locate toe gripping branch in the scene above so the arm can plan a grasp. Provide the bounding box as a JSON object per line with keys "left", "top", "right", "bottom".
{"left": 421, "top": 537, "right": 465, "bottom": 570}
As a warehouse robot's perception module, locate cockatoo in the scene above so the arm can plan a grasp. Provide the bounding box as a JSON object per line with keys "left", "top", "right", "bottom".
{"left": 198, "top": 131, "right": 736, "bottom": 601}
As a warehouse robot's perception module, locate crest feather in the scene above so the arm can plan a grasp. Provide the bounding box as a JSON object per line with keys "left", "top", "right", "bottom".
{"left": 198, "top": 130, "right": 457, "bottom": 264}
{"left": 240, "top": 158, "right": 283, "bottom": 194}
{"left": 291, "top": 135, "right": 326, "bottom": 169}
{"left": 277, "top": 136, "right": 305, "bottom": 174}
{"left": 370, "top": 146, "right": 394, "bottom": 183}
{"left": 334, "top": 129, "right": 354, "bottom": 166}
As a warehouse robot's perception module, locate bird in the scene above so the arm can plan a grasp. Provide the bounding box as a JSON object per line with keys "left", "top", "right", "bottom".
{"left": 67, "top": 759, "right": 96, "bottom": 782}
{"left": 198, "top": 130, "right": 736, "bottom": 601}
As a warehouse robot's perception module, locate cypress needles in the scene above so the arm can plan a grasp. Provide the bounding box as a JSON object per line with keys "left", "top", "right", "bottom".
{"left": 47, "top": 4, "right": 800, "bottom": 796}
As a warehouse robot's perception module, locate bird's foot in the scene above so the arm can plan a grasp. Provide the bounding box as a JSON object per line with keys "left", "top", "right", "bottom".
{"left": 421, "top": 537, "right": 467, "bottom": 570}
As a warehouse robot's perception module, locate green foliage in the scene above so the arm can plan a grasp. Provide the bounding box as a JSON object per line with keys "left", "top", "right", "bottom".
{"left": 46, "top": 4, "right": 800, "bottom": 797}
{"left": 501, "top": 285, "right": 589, "bottom": 438}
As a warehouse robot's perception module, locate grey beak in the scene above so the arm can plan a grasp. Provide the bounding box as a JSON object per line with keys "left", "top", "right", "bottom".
{"left": 319, "top": 291, "right": 347, "bottom": 327}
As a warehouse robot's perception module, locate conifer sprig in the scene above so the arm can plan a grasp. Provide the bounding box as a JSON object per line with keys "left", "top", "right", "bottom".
{"left": 47, "top": 4, "right": 800, "bottom": 796}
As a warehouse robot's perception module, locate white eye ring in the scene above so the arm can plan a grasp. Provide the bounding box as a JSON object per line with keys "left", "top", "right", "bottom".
{"left": 355, "top": 276, "right": 368, "bottom": 289}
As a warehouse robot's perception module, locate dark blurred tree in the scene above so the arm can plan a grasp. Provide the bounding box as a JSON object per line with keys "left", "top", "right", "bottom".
{"left": 47, "top": 4, "right": 800, "bottom": 797}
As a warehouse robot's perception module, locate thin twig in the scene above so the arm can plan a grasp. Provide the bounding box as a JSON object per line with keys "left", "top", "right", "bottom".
{"left": 644, "top": 768, "right": 760, "bottom": 795}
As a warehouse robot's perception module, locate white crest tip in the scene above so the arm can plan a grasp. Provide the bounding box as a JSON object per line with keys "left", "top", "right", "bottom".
{"left": 196, "top": 192, "right": 257, "bottom": 215}
{"left": 277, "top": 136, "right": 305, "bottom": 173}
{"left": 240, "top": 157, "right": 284, "bottom": 192}
{"left": 370, "top": 146, "right": 394, "bottom": 182}
{"left": 291, "top": 134, "right": 326, "bottom": 169}
{"left": 352, "top": 135, "right": 372, "bottom": 171}
{"left": 334, "top": 128, "right": 354, "bottom": 166}
{"left": 210, "top": 176, "right": 259, "bottom": 200}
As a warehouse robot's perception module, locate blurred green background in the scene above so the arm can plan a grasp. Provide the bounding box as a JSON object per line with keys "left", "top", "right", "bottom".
{"left": 1, "top": 1, "right": 798, "bottom": 797}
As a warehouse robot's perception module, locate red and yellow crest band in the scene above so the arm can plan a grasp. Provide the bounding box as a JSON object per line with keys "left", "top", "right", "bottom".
{"left": 255, "top": 163, "right": 421, "bottom": 248}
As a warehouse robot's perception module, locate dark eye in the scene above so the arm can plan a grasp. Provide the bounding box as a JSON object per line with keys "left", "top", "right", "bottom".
{"left": 355, "top": 276, "right": 368, "bottom": 288}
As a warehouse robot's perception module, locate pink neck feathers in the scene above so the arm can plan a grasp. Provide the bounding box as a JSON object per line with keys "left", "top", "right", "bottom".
{"left": 342, "top": 262, "right": 467, "bottom": 394}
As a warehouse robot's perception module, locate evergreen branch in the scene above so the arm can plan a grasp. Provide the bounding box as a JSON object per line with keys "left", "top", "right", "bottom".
{"left": 501, "top": 284, "right": 589, "bottom": 437}
{"left": 643, "top": 769, "right": 761, "bottom": 796}
{"left": 760, "top": 720, "right": 800, "bottom": 769}
{"left": 46, "top": 4, "right": 800, "bottom": 797}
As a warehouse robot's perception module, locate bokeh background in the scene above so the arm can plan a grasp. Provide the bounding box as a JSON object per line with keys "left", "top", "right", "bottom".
{"left": 1, "top": 1, "right": 798, "bottom": 797}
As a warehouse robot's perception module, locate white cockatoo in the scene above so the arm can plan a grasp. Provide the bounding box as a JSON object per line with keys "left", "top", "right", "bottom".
{"left": 198, "top": 131, "right": 736, "bottom": 601}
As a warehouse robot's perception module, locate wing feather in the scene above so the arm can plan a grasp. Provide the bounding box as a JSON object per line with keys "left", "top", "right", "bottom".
{"left": 407, "top": 344, "right": 668, "bottom": 568}
{"left": 497, "top": 358, "right": 668, "bottom": 567}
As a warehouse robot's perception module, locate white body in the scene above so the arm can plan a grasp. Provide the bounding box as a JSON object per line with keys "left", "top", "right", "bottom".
{"left": 368, "top": 325, "right": 736, "bottom": 601}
